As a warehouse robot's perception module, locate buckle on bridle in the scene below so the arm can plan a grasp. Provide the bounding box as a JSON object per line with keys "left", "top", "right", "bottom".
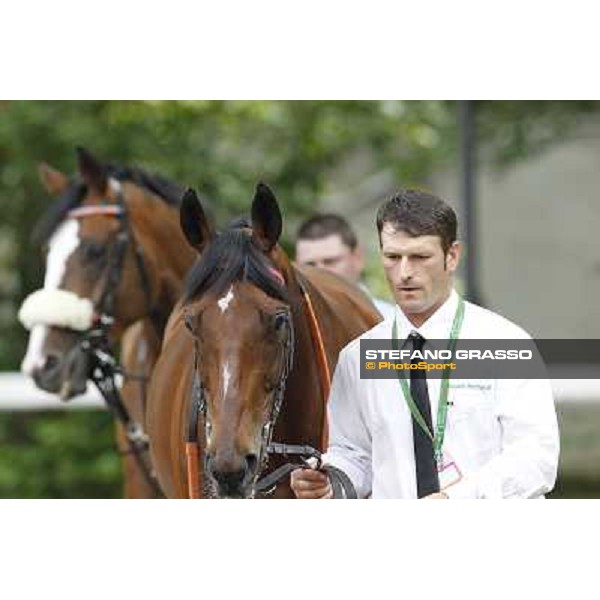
{"left": 127, "top": 422, "right": 149, "bottom": 449}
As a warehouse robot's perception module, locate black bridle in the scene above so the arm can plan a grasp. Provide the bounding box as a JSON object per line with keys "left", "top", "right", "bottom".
{"left": 68, "top": 190, "right": 162, "bottom": 496}
{"left": 184, "top": 277, "right": 357, "bottom": 499}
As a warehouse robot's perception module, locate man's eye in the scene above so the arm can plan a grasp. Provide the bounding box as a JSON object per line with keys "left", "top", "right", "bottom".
{"left": 324, "top": 257, "right": 344, "bottom": 266}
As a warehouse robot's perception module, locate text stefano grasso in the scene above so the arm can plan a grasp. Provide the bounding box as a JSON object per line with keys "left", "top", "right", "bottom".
{"left": 364, "top": 349, "right": 533, "bottom": 361}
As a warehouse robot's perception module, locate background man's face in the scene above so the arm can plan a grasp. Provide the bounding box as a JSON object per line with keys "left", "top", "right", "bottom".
{"left": 380, "top": 224, "right": 460, "bottom": 323}
{"left": 295, "top": 234, "right": 363, "bottom": 283}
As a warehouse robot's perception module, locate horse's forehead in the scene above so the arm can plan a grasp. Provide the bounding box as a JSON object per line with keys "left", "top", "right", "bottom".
{"left": 217, "top": 286, "right": 235, "bottom": 313}
{"left": 191, "top": 286, "right": 279, "bottom": 342}
{"left": 210, "top": 283, "right": 281, "bottom": 318}
{"left": 79, "top": 216, "right": 119, "bottom": 238}
{"left": 45, "top": 219, "right": 80, "bottom": 288}
{"left": 203, "top": 293, "right": 257, "bottom": 327}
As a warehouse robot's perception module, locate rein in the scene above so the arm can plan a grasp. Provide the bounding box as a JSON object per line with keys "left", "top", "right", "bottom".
{"left": 184, "top": 270, "right": 357, "bottom": 500}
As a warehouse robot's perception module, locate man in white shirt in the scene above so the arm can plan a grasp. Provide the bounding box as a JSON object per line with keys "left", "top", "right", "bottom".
{"left": 291, "top": 189, "right": 559, "bottom": 499}
{"left": 295, "top": 213, "right": 395, "bottom": 321}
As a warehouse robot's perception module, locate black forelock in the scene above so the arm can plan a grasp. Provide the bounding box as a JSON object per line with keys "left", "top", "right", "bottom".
{"left": 183, "top": 223, "right": 288, "bottom": 304}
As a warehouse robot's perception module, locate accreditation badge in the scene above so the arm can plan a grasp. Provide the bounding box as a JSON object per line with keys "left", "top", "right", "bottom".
{"left": 437, "top": 452, "right": 463, "bottom": 490}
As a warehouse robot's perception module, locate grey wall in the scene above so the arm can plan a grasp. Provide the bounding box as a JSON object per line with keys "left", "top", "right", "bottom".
{"left": 312, "top": 122, "right": 600, "bottom": 339}
{"left": 432, "top": 122, "right": 600, "bottom": 339}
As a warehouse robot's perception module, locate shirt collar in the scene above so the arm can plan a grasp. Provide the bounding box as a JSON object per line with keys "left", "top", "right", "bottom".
{"left": 394, "top": 288, "right": 459, "bottom": 344}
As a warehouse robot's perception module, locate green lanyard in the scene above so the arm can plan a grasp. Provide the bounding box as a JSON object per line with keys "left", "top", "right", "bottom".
{"left": 391, "top": 296, "right": 465, "bottom": 466}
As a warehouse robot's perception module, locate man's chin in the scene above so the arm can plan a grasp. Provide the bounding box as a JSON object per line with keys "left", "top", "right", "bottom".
{"left": 396, "top": 297, "right": 426, "bottom": 314}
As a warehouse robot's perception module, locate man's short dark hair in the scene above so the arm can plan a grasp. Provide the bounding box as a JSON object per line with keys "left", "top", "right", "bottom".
{"left": 296, "top": 214, "right": 358, "bottom": 250}
{"left": 376, "top": 189, "right": 457, "bottom": 254}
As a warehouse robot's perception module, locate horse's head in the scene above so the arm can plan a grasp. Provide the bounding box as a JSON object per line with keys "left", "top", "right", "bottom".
{"left": 20, "top": 147, "right": 171, "bottom": 399}
{"left": 181, "top": 184, "right": 294, "bottom": 498}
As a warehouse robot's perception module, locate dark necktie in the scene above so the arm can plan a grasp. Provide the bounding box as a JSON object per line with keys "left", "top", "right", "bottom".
{"left": 409, "top": 332, "right": 440, "bottom": 498}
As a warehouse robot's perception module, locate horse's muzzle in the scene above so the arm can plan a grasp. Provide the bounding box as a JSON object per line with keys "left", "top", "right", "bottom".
{"left": 206, "top": 453, "right": 259, "bottom": 499}
{"left": 32, "top": 346, "right": 90, "bottom": 400}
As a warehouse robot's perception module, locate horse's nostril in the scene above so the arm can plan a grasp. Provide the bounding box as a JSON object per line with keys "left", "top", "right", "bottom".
{"left": 44, "top": 354, "right": 60, "bottom": 373}
{"left": 213, "top": 468, "right": 246, "bottom": 488}
{"left": 245, "top": 453, "right": 258, "bottom": 474}
{"left": 31, "top": 353, "right": 64, "bottom": 393}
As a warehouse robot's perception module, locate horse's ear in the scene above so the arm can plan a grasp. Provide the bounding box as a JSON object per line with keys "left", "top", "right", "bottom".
{"left": 38, "top": 163, "right": 69, "bottom": 195}
{"left": 180, "top": 188, "right": 214, "bottom": 253}
{"left": 76, "top": 146, "right": 108, "bottom": 194}
{"left": 251, "top": 182, "right": 282, "bottom": 252}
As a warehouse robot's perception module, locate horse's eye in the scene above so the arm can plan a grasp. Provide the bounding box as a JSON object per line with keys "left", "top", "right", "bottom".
{"left": 184, "top": 314, "right": 195, "bottom": 333}
{"left": 273, "top": 312, "right": 288, "bottom": 332}
{"left": 81, "top": 241, "right": 106, "bottom": 264}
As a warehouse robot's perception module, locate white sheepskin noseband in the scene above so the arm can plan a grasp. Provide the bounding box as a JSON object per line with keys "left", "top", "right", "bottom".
{"left": 18, "top": 289, "right": 95, "bottom": 331}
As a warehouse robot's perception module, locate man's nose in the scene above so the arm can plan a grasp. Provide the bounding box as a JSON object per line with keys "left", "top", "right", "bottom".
{"left": 398, "top": 257, "right": 414, "bottom": 280}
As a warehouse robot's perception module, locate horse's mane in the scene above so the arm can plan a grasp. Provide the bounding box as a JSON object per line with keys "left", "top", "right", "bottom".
{"left": 33, "top": 163, "right": 185, "bottom": 244}
{"left": 183, "top": 220, "right": 289, "bottom": 304}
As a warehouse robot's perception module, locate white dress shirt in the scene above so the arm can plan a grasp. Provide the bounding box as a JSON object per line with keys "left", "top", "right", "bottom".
{"left": 322, "top": 289, "right": 560, "bottom": 499}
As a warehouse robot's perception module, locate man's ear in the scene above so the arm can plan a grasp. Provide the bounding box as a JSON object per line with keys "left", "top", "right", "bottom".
{"left": 352, "top": 245, "right": 365, "bottom": 280}
{"left": 180, "top": 188, "right": 214, "bottom": 253}
{"left": 38, "top": 163, "right": 69, "bottom": 195}
{"left": 445, "top": 241, "right": 461, "bottom": 272}
{"left": 251, "top": 182, "right": 282, "bottom": 252}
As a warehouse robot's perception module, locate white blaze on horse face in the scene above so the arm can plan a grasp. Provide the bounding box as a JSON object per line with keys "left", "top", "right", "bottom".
{"left": 44, "top": 220, "right": 80, "bottom": 288}
{"left": 217, "top": 286, "right": 235, "bottom": 313}
{"left": 21, "top": 324, "right": 49, "bottom": 376}
{"left": 21, "top": 219, "right": 81, "bottom": 376}
{"left": 223, "top": 361, "right": 231, "bottom": 397}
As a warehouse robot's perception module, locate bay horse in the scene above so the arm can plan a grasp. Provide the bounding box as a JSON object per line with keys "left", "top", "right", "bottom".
{"left": 146, "top": 183, "right": 381, "bottom": 498}
{"left": 19, "top": 147, "right": 197, "bottom": 498}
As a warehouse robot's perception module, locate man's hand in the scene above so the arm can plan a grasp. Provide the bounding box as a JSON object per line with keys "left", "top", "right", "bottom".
{"left": 424, "top": 491, "right": 449, "bottom": 499}
{"left": 290, "top": 467, "right": 333, "bottom": 499}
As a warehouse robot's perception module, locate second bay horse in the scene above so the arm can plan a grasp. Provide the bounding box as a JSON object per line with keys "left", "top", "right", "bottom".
{"left": 20, "top": 147, "right": 197, "bottom": 497}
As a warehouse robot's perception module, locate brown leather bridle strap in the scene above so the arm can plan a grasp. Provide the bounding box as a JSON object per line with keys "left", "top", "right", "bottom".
{"left": 298, "top": 281, "right": 331, "bottom": 450}
{"left": 186, "top": 442, "right": 201, "bottom": 499}
{"left": 68, "top": 205, "right": 124, "bottom": 219}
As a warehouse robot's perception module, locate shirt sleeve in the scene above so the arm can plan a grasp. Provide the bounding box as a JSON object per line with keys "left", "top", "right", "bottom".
{"left": 445, "top": 376, "right": 560, "bottom": 499}
{"left": 321, "top": 347, "right": 373, "bottom": 498}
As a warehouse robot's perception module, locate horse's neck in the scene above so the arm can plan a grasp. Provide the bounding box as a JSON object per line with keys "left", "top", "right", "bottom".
{"left": 277, "top": 265, "right": 380, "bottom": 451}
{"left": 270, "top": 268, "right": 332, "bottom": 451}
{"left": 289, "top": 268, "right": 338, "bottom": 359}
{"left": 135, "top": 202, "right": 193, "bottom": 277}
{"left": 129, "top": 191, "right": 195, "bottom": 305}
